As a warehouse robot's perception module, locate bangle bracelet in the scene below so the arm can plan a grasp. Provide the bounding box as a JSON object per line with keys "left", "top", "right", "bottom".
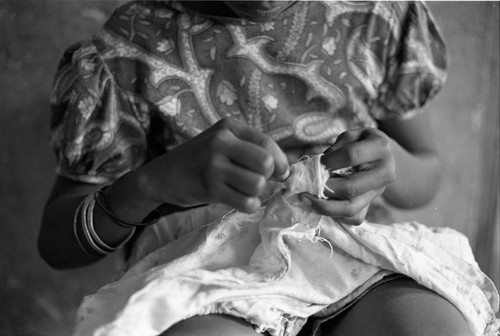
{"left": 81, "top": 195, "right": 112, "bottom": 255}
{"left": 86, "top": 195, "right": 136, "bottom": 252}
{"left": 73, "top": 196, "right": 104, "bottom": 259}
{"left": 73, "top": 193, "right": 137, "bottom": 258}
{"left": 94, "top": 186, "right": 161, "bottom": 228}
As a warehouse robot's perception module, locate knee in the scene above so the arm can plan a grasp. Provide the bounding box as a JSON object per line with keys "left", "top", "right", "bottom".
{"left": 322, "top": 278, "right": 473, "bottom": 336}
{"left": 378, "top": 280, "right": 473, "bottom": 336}
{"left": 159, "top": 314, "right": 262, "bottom": 336}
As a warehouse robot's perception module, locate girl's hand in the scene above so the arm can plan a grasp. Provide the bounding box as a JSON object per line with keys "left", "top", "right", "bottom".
{"left": 300, "top": 128, "right": 397, "bottom": 225}
{"left": 136, "top": 118, "right": 290, "bottom": 213}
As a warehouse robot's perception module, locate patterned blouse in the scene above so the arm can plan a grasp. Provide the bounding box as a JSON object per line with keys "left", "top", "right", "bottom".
{"left": 49, "top": 0, "right": 447, "bottom": 184}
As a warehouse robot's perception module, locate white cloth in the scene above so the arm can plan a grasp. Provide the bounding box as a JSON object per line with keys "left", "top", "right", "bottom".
{"left": 74, "top": 156, "right": 499, "bottom": 336}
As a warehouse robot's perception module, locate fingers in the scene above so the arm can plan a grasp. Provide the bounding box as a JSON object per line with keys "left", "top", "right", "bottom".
{"left": 340, "top": 206, "right": 369, "bottom": 226}
{"left": 321, "top": 128, "right": 392, "bottom": 172}
{"left": 217, "top": 184, "right": 261, "bottom": 213}
{"left": 300, "top": 188, "right": 385, "bottom": 225}
{"left": 323, "top": 163, "right": 395, "bottom": 200}
{"left": 204, "top": 156, "right": 265, "bottom": 213}
{"left": 223, "top": 161, "right": 267, "bottom": 197}
{"left": 320, "top": 127, "right": 396, "bottom": 202}
{"left": 224, "top": 118, "right": 290, "bottom": 181}
{"left": 224, "top": 139, "right": 275, "bottom": 178}
{"left": 324, "top": 128, "right": 364, "bottom": 153}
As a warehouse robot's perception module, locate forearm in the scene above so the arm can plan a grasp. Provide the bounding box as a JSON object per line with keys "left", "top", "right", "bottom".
{"left": 39, "top": 194, "right": 121, "bottom": 268}
{"left": 38, "top": 173, "right": 161, "bottom": 269}
{"left": 383, "top": 138, "right": 441, "bottom": 209}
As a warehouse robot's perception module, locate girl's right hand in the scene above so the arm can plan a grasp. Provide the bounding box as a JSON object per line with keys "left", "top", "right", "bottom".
{"left": 136, "top": 118, "right": 290, "bottom": 213}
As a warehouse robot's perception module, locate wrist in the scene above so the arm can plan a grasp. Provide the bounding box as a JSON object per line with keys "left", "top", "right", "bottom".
{"left": 89, "top": 171, "right": 160, "bottom": 249}
{"left": 105, "top": 170, "right": 162, "bottom": 223}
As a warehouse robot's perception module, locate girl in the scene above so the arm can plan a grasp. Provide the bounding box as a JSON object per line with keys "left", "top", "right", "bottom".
{"left": 38, "top": 1, "right": 498, "bottom": 335}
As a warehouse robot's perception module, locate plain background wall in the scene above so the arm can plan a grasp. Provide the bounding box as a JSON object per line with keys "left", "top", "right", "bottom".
{"left": 0, "top": 1, "right": 498, "bottom": 335}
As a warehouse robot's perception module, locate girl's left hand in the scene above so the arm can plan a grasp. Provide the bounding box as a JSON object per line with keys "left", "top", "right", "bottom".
{"left": 300, "top": 128, "right": 397, "bottom": 225}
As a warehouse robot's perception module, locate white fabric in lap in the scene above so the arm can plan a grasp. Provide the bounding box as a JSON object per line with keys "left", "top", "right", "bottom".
{"left": 74, "top": 155, "right": 499, "bottom": 336}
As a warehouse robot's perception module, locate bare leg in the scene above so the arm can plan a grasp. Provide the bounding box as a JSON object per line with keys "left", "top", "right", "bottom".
{"left": 160, "top": 314, "right": 266, "bottom": 336}
{"left": 321, "top": 278, "right": 473, "bottom": 336}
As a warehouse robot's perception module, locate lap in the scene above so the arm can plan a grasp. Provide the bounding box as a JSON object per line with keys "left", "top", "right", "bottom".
{"left": 160, "top": 314, "right": 266, "bottom": 336}
{"left": 160, "top": 278, "right": 472, "bottom": 336}
{"left": 321, "top": 278, "right": 473, "bottom": 336}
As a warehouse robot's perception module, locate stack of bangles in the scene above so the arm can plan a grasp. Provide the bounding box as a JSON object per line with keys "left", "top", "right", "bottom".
{"left": 73, "top": 186, "right": 160, "bottom": 259}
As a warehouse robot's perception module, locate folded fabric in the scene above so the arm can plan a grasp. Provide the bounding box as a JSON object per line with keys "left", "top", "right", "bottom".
{"left": 74, "top": 155, "right": 499, "bottom": 336}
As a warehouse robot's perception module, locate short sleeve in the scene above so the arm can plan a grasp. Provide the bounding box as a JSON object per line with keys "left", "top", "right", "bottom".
{"left": 50, "top": 41, "right": 148, "bottom": 184}
{"left": 371, "top": 2, "right": 448, "bottom": 120}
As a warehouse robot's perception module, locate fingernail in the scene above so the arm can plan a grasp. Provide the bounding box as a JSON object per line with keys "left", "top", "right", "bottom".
{"left": 279, "top": 168, "right": 291, "bottom": 182}
{"left": 324, "top": 144, "right": 339, "bottom": 153}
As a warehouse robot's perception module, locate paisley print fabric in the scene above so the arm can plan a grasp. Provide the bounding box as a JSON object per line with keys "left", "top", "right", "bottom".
{"left": 50, "top": 0, "right": 447, "bottom": 184}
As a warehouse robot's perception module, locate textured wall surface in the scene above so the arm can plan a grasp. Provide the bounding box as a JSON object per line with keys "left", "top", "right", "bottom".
{"left": 0, "top": 1, "right": 498, "bottom": 335}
